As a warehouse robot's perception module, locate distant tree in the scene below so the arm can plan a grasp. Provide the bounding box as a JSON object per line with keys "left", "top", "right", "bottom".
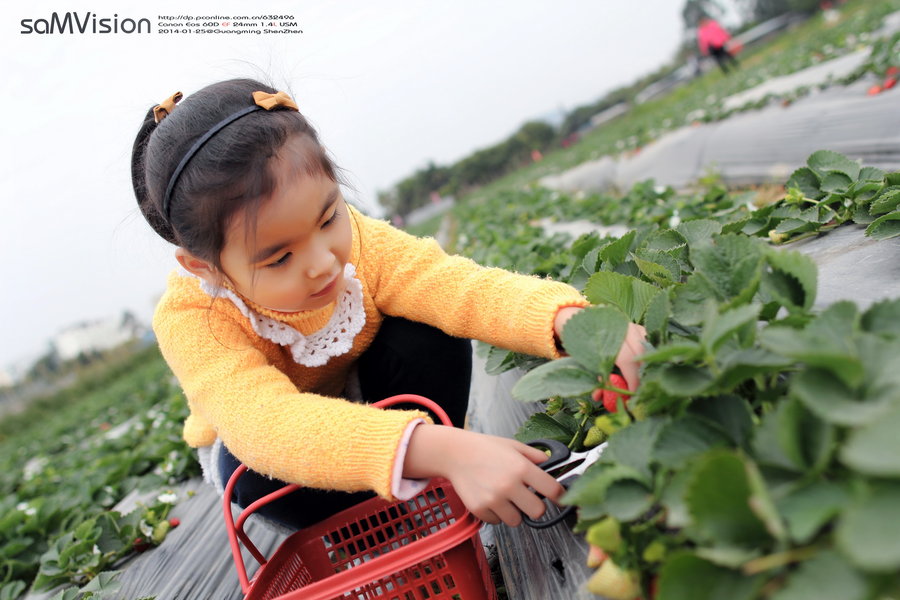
{"left": 682, "top": 0, "right": 724, "bottom": 30}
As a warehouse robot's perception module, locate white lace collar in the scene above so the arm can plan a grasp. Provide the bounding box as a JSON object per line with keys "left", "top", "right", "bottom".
{"left": 180, "top": 263, "right": 366, "bottom": 368}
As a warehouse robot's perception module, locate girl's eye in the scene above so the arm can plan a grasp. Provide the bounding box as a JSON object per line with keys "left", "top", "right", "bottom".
{"left": 323, "top": 207, "right": 341, "bottom": 228}
{"left": 267, "top": 252, "right": 292, "bottom": 268}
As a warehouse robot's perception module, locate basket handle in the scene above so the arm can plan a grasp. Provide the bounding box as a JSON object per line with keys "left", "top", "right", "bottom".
{"left": 224, "top": 394, "right": 452, "bottom": 593}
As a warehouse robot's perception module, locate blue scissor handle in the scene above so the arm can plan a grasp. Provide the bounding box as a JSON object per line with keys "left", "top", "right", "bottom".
{"left": 522, "top": 438, "right": 578, "bottom": 528}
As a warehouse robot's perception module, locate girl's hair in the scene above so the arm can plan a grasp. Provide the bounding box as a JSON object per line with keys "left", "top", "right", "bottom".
{"left": 131, "top": 78, "right": 340, "bottom": 269}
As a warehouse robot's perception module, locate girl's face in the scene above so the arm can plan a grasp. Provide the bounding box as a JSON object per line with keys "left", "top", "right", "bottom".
{"left": 217, "top": 139, "right": 352, "bottom": 313}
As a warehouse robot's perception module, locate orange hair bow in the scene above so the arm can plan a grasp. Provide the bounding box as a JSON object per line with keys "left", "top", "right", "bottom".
{"left": 252, "top": 90, "right": 299, "bottom": 111}
{"left": 153, "top": 91, "right": 183, "bottom": 123}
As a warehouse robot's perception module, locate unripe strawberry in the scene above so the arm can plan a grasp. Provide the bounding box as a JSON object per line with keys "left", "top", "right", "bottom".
{"left": 152, "top": 520, "right": 171, "bottom": 545}
{"left": 583, "top": 426, "right": 606, "bottom": 448}
{"left": 586, "top": 559, "right": 641, "bottom": 600}
{"left": 586, "top": 517, "right": 622, "bottom": 553}
{"left": 768, "top": 229, "right": 789, "bottom": 244}
{"left": 594, "top": 415, "right": 620, "bottom": 436}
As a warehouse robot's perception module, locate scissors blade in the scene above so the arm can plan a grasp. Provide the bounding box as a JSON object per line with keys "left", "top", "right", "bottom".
{"left": 552, "top": 442, "right": 607, "bottom": 481}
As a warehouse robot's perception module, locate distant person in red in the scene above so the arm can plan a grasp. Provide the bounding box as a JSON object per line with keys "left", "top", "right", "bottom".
{"left": 697, "top": 18, "right": 738, "bottom": 74}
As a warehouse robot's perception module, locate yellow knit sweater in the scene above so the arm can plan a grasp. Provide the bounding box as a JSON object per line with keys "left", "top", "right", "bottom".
{"left": 153, "top": 208, "right": 589, "bottom": 499}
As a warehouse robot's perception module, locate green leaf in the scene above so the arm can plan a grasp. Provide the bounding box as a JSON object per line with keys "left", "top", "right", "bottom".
{"left": 858, "top": 166, "right": 885, "bottom": 182}
{"left": 633, "top": 251, "right": 679, "bottom": 285}
{"left": 584, "top": 271, "right": 659, "bottom": 322}
{"left": 840, "top": 405, "right": 900, "bottom": 476}
{"left": 763, "top": 248, "right": 818, "bottom": 312}
{"left": 601, "top": 418, "right": 666, "bottom": 482}
{"left": 861, "top": 298, "right": 900, "bottom": 339}
{"left": 671, "top": 274, "right": 719, "bottom": 326}
{"left": 865, "top": 210, "right": 900, "bottom": 240}
{"left": 687, "top": 395, "right": 754, "bottom": 448}
{"left": 657, "top": 552, "right": 763, "bottom": 600}
{"left": 685, "top": 451, "right": 772, "bottom": 547}
{"left": 786, "top": 167, "right": 823, "bottom": 199}
{"left": 770, "top": 550, "right": 871, "bottom": 600}
{"left": 715, "top": 347, "right": 794, "bottom": 390}
{"left": 743, "top": 458, "right": 787, "bottom": 541}
{"left": 836, "top": 483, "right": 900, "bottom": 572}
{"left": 869, "top": 188, "right": 900, "bottom": 215}
{"left": 791, "top": 367, "right": 892, "bottom": 427}
{"left": 676, "top": 219, "right": 723, "bottom": 249}
{"left": 600, "top": 230, "right": 637, "bottom": 266}
{"left": 511, "top": 357, "right": 598, "bottom": 402}
{"left": 658, "top": 364, "right": 714, "bottom": 397}
{"left": 514, "top": 412, "right": 576, "bottom": 444}
{"left": 820, "top": 172, "right": 853, "bottom": 194}
{"left": 776, "top": 481, "right": 849, "bottom": 544}
{"left": 807, "top": 150, "right": 860, "bottom": 181}
{"left": 653, "top": 416, "right": 733, "bottom": 468}
{"left": 560, "top": 305, "right": 629, "bottom": 375}
{"left": 690, "top": 234, "right": 764, "bottom": 308}
{"left": 561, "top": 463, "right": 647, "bottom": 519}
{"left": 760, "top": 301, "right": 863, "bottom": 388}
{"left": 700, "top": 304, "right": 760, "bottom": 355}
{"left": 640, "top": 342, "right": 703, "bottom": 363}
{"left": 603, "top": 479, "right": 655, "bottom": 522}
{"left": 644, "top": 289, "right": 671, "bottom": 337}
{"left": 81, "top": 570, "right": 122, "bottom": 593}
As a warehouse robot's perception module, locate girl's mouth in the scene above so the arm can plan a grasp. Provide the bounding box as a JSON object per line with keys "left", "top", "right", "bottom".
{"left": 310, "top": 274, "right": 340, "bottom": 298}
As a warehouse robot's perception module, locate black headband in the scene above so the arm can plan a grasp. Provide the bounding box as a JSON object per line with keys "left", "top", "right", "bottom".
{"left": 162, "top": 105, "right": 264, "bottom": 222}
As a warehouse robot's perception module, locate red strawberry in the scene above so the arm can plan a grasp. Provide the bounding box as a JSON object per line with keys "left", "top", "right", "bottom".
{"left": 886, "top": 66, "right": 899, "bottom": 77}
{"left": 596, "top": 374, "right": 631, "bottom": 413}
{"left": 133, "top": 537, "right": 150, "bottom": 553}
{"left": 883, "top": 77, "right": 897, "bottom": 90}
{"left": 868, "top": 84, "right": 883, "bottom": 96}
{"left": 168, "top": 517, "right": 181, "bottom": 528}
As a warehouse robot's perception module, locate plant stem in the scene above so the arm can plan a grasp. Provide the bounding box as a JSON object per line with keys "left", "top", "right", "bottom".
{"left": 742, "top": 545, "right": 820, "bottom": 575}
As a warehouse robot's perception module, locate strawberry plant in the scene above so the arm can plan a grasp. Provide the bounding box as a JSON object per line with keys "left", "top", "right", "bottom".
{"left": 458, "top": 153, "right": 900, "bottom": 598}
{"left": 0, "top": 348, "right": 198, "bottom": 598}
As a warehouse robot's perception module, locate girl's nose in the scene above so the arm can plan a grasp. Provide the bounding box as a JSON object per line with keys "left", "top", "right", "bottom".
{"left": 305, "top": 245, "right": 335, "bottom": 279}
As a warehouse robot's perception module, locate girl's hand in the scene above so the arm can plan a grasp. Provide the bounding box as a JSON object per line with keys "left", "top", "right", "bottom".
{"left": 403, "top": 424, "right": 564, "bottom": 526}
{"left": 554, "top": 307, "right": 647, "bottom": 390}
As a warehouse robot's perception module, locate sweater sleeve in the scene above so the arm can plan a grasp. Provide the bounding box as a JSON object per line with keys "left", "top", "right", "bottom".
{"left": 153, "top": 280, "right": 430, "bottom": 500}
{"left": 356, "top": 213, "right": 589, "bottom": 359}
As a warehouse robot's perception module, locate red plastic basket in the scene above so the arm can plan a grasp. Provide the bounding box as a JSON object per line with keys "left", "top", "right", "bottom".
{"left": 224, "top": 394, "right": 498, "bottom": 600}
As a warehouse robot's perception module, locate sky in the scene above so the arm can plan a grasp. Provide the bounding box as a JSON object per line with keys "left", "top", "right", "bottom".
{"left": 0, "top": 0, "right": 695, "bottom": 371}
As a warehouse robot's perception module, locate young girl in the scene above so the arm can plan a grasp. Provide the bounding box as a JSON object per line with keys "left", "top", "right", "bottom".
{"left": 131, "top": 78, "right": 646, "bottom": 530}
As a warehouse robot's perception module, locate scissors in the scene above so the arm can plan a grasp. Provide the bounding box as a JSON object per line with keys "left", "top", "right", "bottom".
{"left": 522, "top": 438, "right": 607, "bottom": 528}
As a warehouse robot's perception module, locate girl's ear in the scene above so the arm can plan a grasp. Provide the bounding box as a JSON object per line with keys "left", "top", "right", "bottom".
{"left": 175, "top": 248, "right": 221, "bottom": 285}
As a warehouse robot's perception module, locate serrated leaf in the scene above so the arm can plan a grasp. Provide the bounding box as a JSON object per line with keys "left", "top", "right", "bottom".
{"left": 791, "top": 367, "right": 892, "bottom": 427}
{"left": 561, "top": 462, "right": 647, "bottom": 518}
{"left": 700, "top": 304, "right": 760, "bottom": 355}
{"left": 676, "top": 219, "right": 723, "bottom": 248}
{"left": 770, "top": 551, "right": 871, "bottom": 600}
{"left": 836, "top": 483, "right": 900, "bottom": 572}
{"left": 81, "top": 570, "right": 122, "bottom": 593}
{"left": 763, "top": 248, "right": 817, "bottom": 312}
{"left": 514, "top": 412, "right": 576, "bottom": 444}
{"left": 633, "top": 251, "right": 680, "bottom": 285}
{"left": 715, "top": 347, "right": 794, "bottom": 390}
{"left": 861, "top": 298, "right": 900, "bottom": 339}
{"left": 776, "top": 481, "right": 849, "bottom": 544}
{"left": 584, "top": 271, "right": 659, "bottom": 322}
{"left": 840, "top": 405, "right": 900, "bottom": 476}
{"left": 560, "top": 305, "right": 629, "bottom": 374}
{"left": 774, "top": 218, "right": 816, "bottom": 234}
{"left": 807, "top": 150, "right": 860, "bottom": 181}
{"left": 865, "top": 210, "right": 900, "bottom": 240}
{"left": 511, "top": 357, "right": 598, "bottom": 402}
{"left": 657, "top": 553, "right": 764, "bottom": 600}
{"left": 869, "top": 188, "right": 900, "bottom": 215}
{"left": 644, "top": 289, "right": 671, "bottom": 337}
{"left": 786, "top": 167, "right": 823, "bottom": 199}
{"left": 640, "top": 342, "right": 703, "bottom": 363}
{"left": 690, "top": 234, "right": 764, "bottom": 308}
{"left": 653, "top": 416, "right": 733, "bottom": 468}
{"left": 600, "top": 230, "right": 636, "bottom": 266}
{"left": 760, "top": 301, "right": 863, "bottom": 388}
{"left": 687, "top": 395, "right": 754, "bottom": 448}
{"left": 820, "top": 172, "right": 853, "bottom": 194}
{"left": 601, "top": 418, "right": 666, "bottom": 482}
{"left": 858, "top": 166, "right": 885, "bottom": 182}
{"left": 671, "top": 273, "right": 719, "bottom": 326}
{"left": 743, "top": 458, "right": 787, "bottom": 541}
{"left": 602, "top": 479, "right": 654, "bottom": 521}
{"left": 685, "top": 451, "right": 772, "bottom": 547}
{"left": 658, "top": 364, "right": 714, "bottom": 397}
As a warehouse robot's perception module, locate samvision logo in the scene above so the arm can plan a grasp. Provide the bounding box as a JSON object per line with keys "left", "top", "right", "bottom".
{"left": 20, "top": 12, "right": 151, "bottom": 34}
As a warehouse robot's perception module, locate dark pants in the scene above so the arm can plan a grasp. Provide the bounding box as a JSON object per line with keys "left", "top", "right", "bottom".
{"left": 219, "top": 317, "right": 473, "bottom": 529}
{"left": 710, "top": 45, "right": 738, "bottom": 73}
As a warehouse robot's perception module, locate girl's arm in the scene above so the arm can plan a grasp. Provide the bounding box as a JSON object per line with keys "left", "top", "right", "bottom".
{"left": 403, "top": 424, "right": 565, "bottom": 526}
